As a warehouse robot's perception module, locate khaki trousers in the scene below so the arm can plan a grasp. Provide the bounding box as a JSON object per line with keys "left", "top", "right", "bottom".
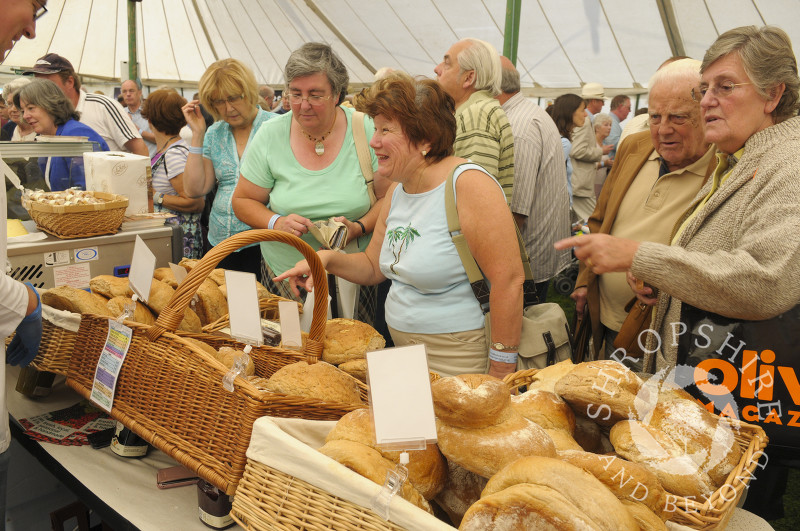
{"left": 388, "top": 326, "right": 488, "bottom": 378}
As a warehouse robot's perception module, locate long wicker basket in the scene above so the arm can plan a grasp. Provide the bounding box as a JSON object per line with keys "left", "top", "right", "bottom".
{"left": 26, "top": 191, "right": 128, "bottom": 239}
{"left": 65, "top": 230, "right": 367, "bottom": 495}
{"left": 503, "top": 368, "right": 769, "bottom": 530}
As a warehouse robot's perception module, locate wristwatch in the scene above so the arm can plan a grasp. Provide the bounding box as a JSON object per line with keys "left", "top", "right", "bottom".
{"left": 491, "top": 342, "right": 519, "bottom": 351}
{"left": 154, "top": 191, "right": 164, "bottom": 206}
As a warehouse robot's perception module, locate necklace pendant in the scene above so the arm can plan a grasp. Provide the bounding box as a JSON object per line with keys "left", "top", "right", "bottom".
{"left": 314, "top": 141, "right": 325, "bottom": 156}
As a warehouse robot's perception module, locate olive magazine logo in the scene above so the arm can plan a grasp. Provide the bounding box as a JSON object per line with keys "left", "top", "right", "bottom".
{"left": 385, "top": 224, "right": 420, "bottom": 274}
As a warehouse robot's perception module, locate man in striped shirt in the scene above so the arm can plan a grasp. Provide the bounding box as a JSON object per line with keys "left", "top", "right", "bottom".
{"left": 25, "top": 53, "right": 148, "bottom": 157}
{"left": 435, "top": 38, "right": 515, "bottom": 203}
{"left": 498, "top": 57, "right": 571, "bottom": 302}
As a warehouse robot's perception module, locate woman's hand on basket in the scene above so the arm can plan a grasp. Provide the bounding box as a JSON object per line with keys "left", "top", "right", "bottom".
{"left": 274, "top": 260, "right": 315, "bottom": 298}
{"left": 273, "top": 213, "right": 313, "bottom": 238}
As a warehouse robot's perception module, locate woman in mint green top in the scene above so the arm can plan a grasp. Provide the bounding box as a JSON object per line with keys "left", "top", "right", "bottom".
{"left": 233, "top": 43, "right": 382, "bottom": 278}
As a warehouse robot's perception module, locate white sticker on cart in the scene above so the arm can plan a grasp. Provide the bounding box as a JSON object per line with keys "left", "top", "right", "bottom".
{"left": 53, "top": 263, "right": 91, "bottom": 288}
{"left": 90, "top": 320, "right": 134, "bottom": 412}
{"left": 75, "top": 247, "right": 99, "bottom": 262}
{"left": 44, "top": 250, "right": 70, "bottom": 266}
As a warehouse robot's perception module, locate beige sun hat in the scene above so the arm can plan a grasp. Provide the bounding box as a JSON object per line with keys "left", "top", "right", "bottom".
{"left": 581, "top": 82, "right": 607, "bottom": 100}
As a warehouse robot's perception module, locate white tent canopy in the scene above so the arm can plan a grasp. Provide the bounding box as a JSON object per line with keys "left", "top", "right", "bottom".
{"left": 2, "top": 0, "right": 799, "bottom": 96}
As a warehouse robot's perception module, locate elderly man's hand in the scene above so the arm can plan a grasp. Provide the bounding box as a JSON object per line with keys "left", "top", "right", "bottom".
{"left": 555, "top": 234, "right": 640, "bottom": 275}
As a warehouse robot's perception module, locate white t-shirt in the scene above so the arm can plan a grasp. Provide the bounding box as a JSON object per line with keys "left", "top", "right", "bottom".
{"left": 76, "top": 90, "right": 142, "bottom": 152}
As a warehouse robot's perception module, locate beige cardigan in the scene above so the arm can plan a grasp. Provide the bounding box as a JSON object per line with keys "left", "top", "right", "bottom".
{"left": 633, "top": 116, "right": 800, "bottom": 372}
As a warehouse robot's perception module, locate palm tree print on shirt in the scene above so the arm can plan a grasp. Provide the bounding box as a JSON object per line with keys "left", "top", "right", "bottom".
{"left": 386, "top": 224, "right": 420, "bottom": 273}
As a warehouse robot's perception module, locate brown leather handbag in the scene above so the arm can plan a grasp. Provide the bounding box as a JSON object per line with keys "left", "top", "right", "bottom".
{"left": 612, "top": 296, "right": 654, "bottom": 358}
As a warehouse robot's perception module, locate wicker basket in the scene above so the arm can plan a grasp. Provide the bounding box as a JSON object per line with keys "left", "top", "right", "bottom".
{"left": 503, "top": 368, "right": 769, "bottom": 530}
{"left": 65, "top": 230, "right": 368, "bottom": 495}
{"left": 26, "top": 191, "right": 128, "bottom": 239}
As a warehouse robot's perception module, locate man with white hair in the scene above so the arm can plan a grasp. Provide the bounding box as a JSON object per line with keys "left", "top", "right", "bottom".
{"left": 570, "top": 59, "right": 717, "bottom": 364}
{"left": 435, "top": 38, "right": 515, "bottom": 202}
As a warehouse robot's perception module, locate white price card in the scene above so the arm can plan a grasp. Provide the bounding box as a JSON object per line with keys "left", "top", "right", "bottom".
{"left": 90, "top": 320, "right": 134, "bottom": 412}
{"left": 279, "top": 300, "right": 302, "bottom": 349}
{"left": 225, "top": 270, "right": 262, "bottom": 345}
{"left": 366, "top": 345, "right": 437, "bottom": 450}
{"left": 128, "top": 235, "right": 156, "bottom": 303}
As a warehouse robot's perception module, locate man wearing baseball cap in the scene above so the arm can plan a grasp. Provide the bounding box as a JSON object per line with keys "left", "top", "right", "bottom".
{"left": 569, "top": 82, "right": 612, "bottom": 221}
{"left": 25, "top": 53, "right": 148, "bottom": 157}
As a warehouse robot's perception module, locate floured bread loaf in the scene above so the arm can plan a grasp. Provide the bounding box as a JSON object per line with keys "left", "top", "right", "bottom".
{"left": 266, "top": 361, "right": 363, "bottom": 405}
{"left": 525, "top": 358, "right": 575, "bottom": 393}
{"left": 432, "top": 374, "right": 556, "bottom": 478}
{"left": 610, "top": 420, "right": 716, "bottom": 499}
{"left": 325, "top": 408, "right": 446, "bottom": 500}
{"left": 106, "top": 296, "right": 155, "bottom": 325}
{"left": 433, "top": 461, "right": 487, "bottom": 528}
{"left": 510, "top": 388, "right": 576, "bottom": 433}
{"left": 555, "top": 360, "right": 646, "bottom": 426}
{"left": 318, "top": 439, "right": 432, "bottom": 514}
{"left": 620, "top": 499, "right": 668, "bottom": 531}
{"left": 322, "top": 318, "right": 385, "bottom": 364}
{"left": 42, "top": 286, "right": 113, "bottom": 316}
{"left": 89, "top": 275, "right": 131, "bottom": 299}
{"left": 337, "top": 358, "right": 368, "bottom": 383}
{"left": 544, "top": 428, "right": 583, "bottom": 452}
{"left": 461, "top": 456, "right": 638, "bottom": 531}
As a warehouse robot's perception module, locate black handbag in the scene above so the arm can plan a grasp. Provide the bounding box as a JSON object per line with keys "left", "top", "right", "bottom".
{"left": 571, "top": 306, "right": 592, "bottom": 363}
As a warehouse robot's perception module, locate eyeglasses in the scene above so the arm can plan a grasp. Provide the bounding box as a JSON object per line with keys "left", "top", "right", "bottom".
{"left": 287, "top": 94, "right": 332, "bottom": 107}
{"left": 691, "top": 81, "right": 752, "bottom": 102}
{"left": 648, "top": 114, "right": 690, "bottom": 126}
{"left": 33, "top": 1, "right": 48, "bottom": 21}
{"left": 211, "top": 94, "right": 244, "bottom": 108}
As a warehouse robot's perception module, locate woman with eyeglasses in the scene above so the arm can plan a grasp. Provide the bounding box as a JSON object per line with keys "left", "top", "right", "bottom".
{"left": 232, "top": 42, "right": 385, "bottom": 298}
{"left": 181, "top": 58, "right": 275, "bottom": 279}
{"left": 556, "top": 25, "right": 800, "bottom": 373}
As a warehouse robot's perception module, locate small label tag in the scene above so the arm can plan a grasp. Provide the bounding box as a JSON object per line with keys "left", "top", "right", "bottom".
{"left": 169, "top": 262, "right": 188, "bottom": 284}
{"left": 279, "top": 300, "right": 303, "bottom": 349}
{"left": 128, "top": 235, "right": 156, "bottom": 302}
{"left": 91, "top": 319, "right": 133, "bottom": 412}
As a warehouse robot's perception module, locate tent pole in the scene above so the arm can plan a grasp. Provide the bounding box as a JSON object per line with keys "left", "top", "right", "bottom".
{"left": 503, "top": 0, "right": 521, "bottom": 64}
{"left": 127, "top": 0, "right": 139, "bottom": 83}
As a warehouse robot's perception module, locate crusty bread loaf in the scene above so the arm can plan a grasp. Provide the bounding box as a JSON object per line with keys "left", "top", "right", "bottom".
{"left": 545, "top": 428, "right": 583, "bottom": 452}
{"left": 432, "top": 374, "right": 510, "bottom": 429}
{"left": 91, "top": 293, "right": 110, "bottom": 308}
{"left": 325, "top": 408, "right": 446, "bottom": 500}
{"left": 266, "top": 361, "right": 363, "bottom": 405}
{"left": 525, "top": 358, "right": 575, "bottom": 393}
{"left": 153, "top": 267, "right": 179, "bottom": 287}
{"left": 178, "top": 258, "right": 200, "bottom": 271}
{"left": 433, "top": 461, "right": 487, "bottom": 527}
{"left": 182, "top": 337, "right": 218, "bottom": 358}
{"left": 207, "top": 268, "right": 225, "bottom": 286}
{"left": 42, "top": 286, "right": 113, "bottom": 316}
{"left": 555, "top": 360, "right": 645, "bottom": 427}
{"left": 194, "top": 278, "right": 228, "bottom": 325}
{"left": 133, "top": 278, "right": 201, "bottom": 332}
{"left": 216, "top": 346, "right": 256, "bottom": 376}
{"left": 106, "top": 296, "right": 155, "bottom": 325}
{"left": 337, "top": 358, "right": 368, "bottom": 383}
{"left": 89, "top": 275, "right": 131, "bottom": 299}
{"left": 558, "top": 450, "right": 668, "bottom": 517}
{"left": 322, "top": 318, "right": 385, "bottom": 364}
{"left": 610, "top": 420, "right": 716, "bottom": 499}
{"left": 318, "top": 439, "right": 432, "bottom": 514}
{"left": 463, "top": 456, "right": 638, "bottom": 531}
{"left": 573, "top": 415, "right": 604, "bottom": 453}
{"left": 511, "top": 388, "right": 576, "bottom": 433}
{"left": 620, "top": 499, "right": 668, "bottom": 531}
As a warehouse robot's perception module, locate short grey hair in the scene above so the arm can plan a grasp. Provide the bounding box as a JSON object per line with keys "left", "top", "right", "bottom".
{"left": 15, "top": 79, "right": 80, "bottom": 126}
{"left": 593, "top": 113, "right": 612, "bottom": 131}
{"left": 2, "top": 77, "right": 32, "bottom": 103}
{"left": 284, "top": 42, "right": 349, "bottom": 105}
{"left": 701, "top": 25, "right": 799, "bottom": 122}
{"left": 458, "top": 38, "right": 502, "bottom": 96}
{"left": 500, "top": 61, "right": 521, "bottom": 94}
{"left": 648, "top": 58, "right": 702, "bottom": 92}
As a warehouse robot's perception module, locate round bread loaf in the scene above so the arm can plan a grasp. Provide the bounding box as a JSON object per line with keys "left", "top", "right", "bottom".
{"left": 610, "top": 420, "right": 716, "bottom": 499}
{"left": 266, "top": 361, "right": 363, "bottom": 405}
{"left": 317, "top": 439, "right": 431, "bottom": 514}
{"left": 554, "top": 360, "right": 645, "bottom": 427}
{"left": 322, "top": 318, "right": 385, "bottom": 364}
{"left": 464, "top": 456, "right": 638, "bottom": 531}
{"left": 182, "top": 337, "right": 219, "bottom": 358}
{"left": 432, "top": 374, "right": 510, "bottom": 429}
{"left": 620, "top": 499, "right": 668, "bottom": 531}
{"left": 106, "top": 296, "right": 155, "bottom": 325}
{"left": 216, "top": 347, "right": 256, "bottom": 376}
{"left": 89, "top": 275, "right": 131, "bottom": 299}
{"left": 42, "top": 286, "right": 113, "bottom": 316}
{"left": 325, "top": 408, "right": 446, "bottom": 500}
{"left": 153, "top": 267, "right": 179, "bottom": 287}
{"left": 558, "top": 450, "right": 668, "bottom": 517}
{"left": 510, "top": 388, "right": 576, "bottom": 433}
{"left": 337, "top": 358, "right": 368, "bottom": 383}
{"left": 194, "top": 278, "right": 228, "bottom": 326}
{"left": 433, "top": 461, "right": 487, "bottom": 528}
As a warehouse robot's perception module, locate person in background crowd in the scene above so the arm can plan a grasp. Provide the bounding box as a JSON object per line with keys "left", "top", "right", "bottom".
{"left": 258, "top": 84, "right": 275, "bottom": 111}
{"left": 570, "top": 82, "right": 610, "bottom": 221}
{"left": 274, "top": 93, "right": 290, "bottom": 115}
{"left": 15, "top": 79, "right": 109, "bottom": 190}
{"left": 605, "top": 94, "right": 631, "bottom": 158}
{"left": 497, "top": 56, "right": 571, "bottom": 303}
{"left": 232, "top": 42, "right": 383, "bottom": 294}
{"left": 2, "top": 77, "right": 34, "bottom": 141}
{"left": 567, "top": 59, "right": 715, "bottom": 365}
{"left": 277, "top": 73, "right": 523, "bottom": 380}
{"left": 0, "top": 2, "right": 50, "bottom": 525}
{"left": 548, "top": 93, "right": 585, "bottom": 208}
{"left": 182, "top": 59, "right": 274, "bottom": 280}
{"left": 434, "top": 38, "right": 515, "bottom": 203}
{"left": 0, "top": 96, "right": 10, "bottom": 140}
{"left": 121, "top": 79, "right": 156, "bottom": 157}
{"left": 593, "top": 112, "right": 614, "bottom": 196}
{"left": 25, "top": 53, "right": 148, "bottom": 157}
{"left": 143, "top": 89, "right": 205, "bottom": 259}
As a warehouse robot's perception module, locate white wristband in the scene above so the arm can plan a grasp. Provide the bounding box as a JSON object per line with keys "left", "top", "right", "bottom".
{"left": 489, "top": 348, "right": 518, "bottom": 364}
{"left": 187, "top": 145, "right": 203, "bottom": 155}
{"left": 268, "top": 214, "right": 281, "bottom": 230}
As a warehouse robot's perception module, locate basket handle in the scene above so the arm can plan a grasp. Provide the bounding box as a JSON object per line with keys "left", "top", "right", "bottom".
{"left": 145, "top": 229, "right": 328, "bottom": 363}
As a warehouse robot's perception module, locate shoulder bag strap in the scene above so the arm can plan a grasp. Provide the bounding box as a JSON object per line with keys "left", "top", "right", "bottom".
{"left": 445, "top": 164, "right": 538, "bottom": 312}
{"left": 351, "top": 111, "right": 377, "bottom": 205}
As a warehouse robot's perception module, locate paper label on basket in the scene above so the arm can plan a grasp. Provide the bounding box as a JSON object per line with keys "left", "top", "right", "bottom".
{"left": 225, "top": 270, "right": 262, "bottom": 345}
{"left": 366, "top": 345, "right": 437, "bottom": 450}
{"left": 169, "top": 262, "right": 188, "bottom": 284}
{"left": 128, "top": 235, "right": 156, "bottom": 303}
{"left": 90, "top": 319, "right": 133, "bottom": 412}
{"left": 279, "top": 300, "right": 302, "bottom": 349}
